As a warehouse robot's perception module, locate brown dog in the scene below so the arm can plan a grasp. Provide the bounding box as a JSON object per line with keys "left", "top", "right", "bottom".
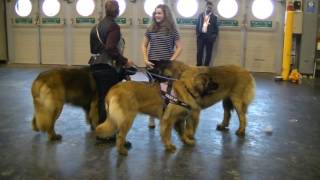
{"left": 31, "top": 67, "right": 99, "bottom": 140}
{"left": 95, "top": 72, "right": 218, "bottom": 155}
{"left": 150, "top": 61, "right": 256, "bottom": 138}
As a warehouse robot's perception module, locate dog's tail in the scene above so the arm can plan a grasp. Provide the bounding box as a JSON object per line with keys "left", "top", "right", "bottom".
{"left": 244, "top": 74, "right": 256, "bottom": 105}
{"left": 95, "top": 96, "right": 120, "bottom": 138}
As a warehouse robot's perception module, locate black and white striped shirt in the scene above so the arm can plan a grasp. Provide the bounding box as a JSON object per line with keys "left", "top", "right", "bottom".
{"left": 145, "top": 27, "right": 180, "bottom": 62}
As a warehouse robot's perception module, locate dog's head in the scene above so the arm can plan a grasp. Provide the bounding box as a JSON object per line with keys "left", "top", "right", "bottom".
{"left": 148, "top": 60, "right": 190, "bottom": 79}
{"left": 183, "top": 72, "right": 219, "bottom": 99}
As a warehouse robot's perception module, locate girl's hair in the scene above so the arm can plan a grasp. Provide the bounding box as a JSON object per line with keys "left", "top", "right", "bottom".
{"left": 148, "top": 4, "right": 178, "bottom": 33}
{"left": 105, "top": 0, "right": 119, "bottom": 18}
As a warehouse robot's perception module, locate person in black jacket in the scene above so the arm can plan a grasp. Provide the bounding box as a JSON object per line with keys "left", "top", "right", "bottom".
{"left": 196, "top": 1, "right": 219, "bottom": 66}
{"left": 89, "top": 0, "right": 133, "bottom": 126}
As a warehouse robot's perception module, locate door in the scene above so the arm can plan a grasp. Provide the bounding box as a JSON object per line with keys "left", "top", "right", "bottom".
{"left": 7, "top": 0, "right": 40, "bottom": 64}
{"left": 213, "top": 0, "right": 284, "bottom": 72}
{"left": 70, "top": 0, "right": 102, "bottom": 65}
{"left": 39, "top": 0, "right": 66, "bottom": 64}
{"left": 7, "top": 0, "right": 67, "bottom": 64}
{"left": 245, "top": 0, "right": 284, "bottom": 72}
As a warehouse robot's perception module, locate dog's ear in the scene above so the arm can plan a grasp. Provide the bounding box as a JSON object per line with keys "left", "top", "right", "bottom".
{"left": 202, "top": 78, "right": 219, "bottom": 96}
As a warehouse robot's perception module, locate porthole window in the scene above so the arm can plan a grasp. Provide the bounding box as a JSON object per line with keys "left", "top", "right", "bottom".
{"left": 76, "top": 0, "right": 95, "bottom": 17}
{"left": 42, "top": 0, "right": 61, "bottom": 17}
{"left": 144, "top": 0, "right": 164, "bottom": 17}
{"left": 217, "top": 0, "right": 238, "bottom": 19}
{"left": 116, "top": 0, "right": 126, "bottom": 16}
{"left": 252, "top": 0, "right": 274, "bottom": 19}
{"left": 177, "top": 0, "right": 198, "bottom": 18}
{"left": 15, "top": 0, "right": 32, "bottom": 17}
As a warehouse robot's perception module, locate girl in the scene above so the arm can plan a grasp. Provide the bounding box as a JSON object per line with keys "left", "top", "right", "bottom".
{"left": 141, "top": 4, "right": 182, "bottom": 128}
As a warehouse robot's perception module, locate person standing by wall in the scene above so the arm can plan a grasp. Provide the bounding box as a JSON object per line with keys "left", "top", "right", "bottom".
{"left": 196, "top": 1, "right": 219, "bottom": 66}
{"left": 89, "top": 0, "right": 133, "bottom": 135}
{"left": 141, "top": 4, "right": 182, "bottom": 128}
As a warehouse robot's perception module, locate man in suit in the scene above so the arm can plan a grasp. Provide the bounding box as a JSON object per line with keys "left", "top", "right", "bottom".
{"left": 196, "top": 1, "right": 219, "bottom": 66}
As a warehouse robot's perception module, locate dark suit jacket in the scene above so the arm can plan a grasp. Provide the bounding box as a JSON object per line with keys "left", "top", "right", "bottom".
{"left": 196, "top": 12, "right": 219, "bottom": 42}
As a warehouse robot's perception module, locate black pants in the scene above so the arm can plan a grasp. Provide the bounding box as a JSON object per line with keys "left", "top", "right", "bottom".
{"left": 90, "top": 64, "right": 121, "bottom": 124}
{"left": 197, "top": 37, "right": 215, "bottom": 66}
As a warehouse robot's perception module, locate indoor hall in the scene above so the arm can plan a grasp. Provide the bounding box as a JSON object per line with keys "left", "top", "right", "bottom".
{"left": 1, "top": 0, "right": 320, "bottom": 179}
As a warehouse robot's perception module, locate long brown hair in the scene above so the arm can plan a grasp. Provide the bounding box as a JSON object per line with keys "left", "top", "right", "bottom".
{"left": 105, "top": 0, "right": 119, "bottom": 18}
{"left": 147, "top": 4, "right": 177, "bottom": 33}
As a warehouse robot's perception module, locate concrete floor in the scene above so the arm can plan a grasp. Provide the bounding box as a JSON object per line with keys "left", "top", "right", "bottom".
{"left": 0, "top": 64, "right": 320, "bottom": 180}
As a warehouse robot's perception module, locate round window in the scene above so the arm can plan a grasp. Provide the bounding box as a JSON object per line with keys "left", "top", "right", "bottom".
{"left": 116, "top": 0, "right": 126, "bottom": 16}
{"left": 177, "top": 0, "right": 198, "bottom": 18}
{"left": 217, "top": 0, "right": 238, "bottom": 19}
{"left": 15, "top": 0, "right": 32, "bottom": 17}
{"left": 42, "top": 0, "right": 61, "bottom": 17}
{"left": 144, "top": 0, "right": 164, "bottom": 17}
{"left": 252, "top": 0, "right": 274, "bottom": 20}
{"left": 76, "top": 0, "right": 95, "bottom": 17}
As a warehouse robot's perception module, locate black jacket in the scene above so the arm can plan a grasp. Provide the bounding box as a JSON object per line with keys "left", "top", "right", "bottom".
{"left": 90, "top": 16, "right": 127, "bottom": 65}
{"left": 196, "top": 12, "right": 219, "bottom": 41}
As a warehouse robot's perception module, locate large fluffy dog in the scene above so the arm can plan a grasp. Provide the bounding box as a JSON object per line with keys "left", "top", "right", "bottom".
{"left": 95, "top": 72, "right": 217, "bottom": 155}
{"left": 31, "top": 67, "right": 99, "bottom": 140}
{"left": 150, "top": 61, "right": 256, "bottom": 138}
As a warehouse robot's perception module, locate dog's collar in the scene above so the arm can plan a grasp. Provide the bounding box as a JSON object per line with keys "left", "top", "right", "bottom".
{"left": 160, "top": 81, "right": 191, "bottom": 110}
{"left": 160, "top": 91, "right": 191, "bottom": 110}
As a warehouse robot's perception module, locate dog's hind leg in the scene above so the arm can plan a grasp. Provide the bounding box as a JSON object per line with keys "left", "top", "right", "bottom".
{"left": 33, "top": 99, "right": 63, "bottom": 140}
{"left": 232, "top": 99, "right": 247, "bottom": 137}
{"left": 87, "top": 97, "right": 99, "bottom": 130}
{"left": 47, "top": 102, "right": 63, "bottom": 140}
{"left": 217, "top": 98, "right": 233, "bottom": 131}
{"left": 116, "top": 112, "right": 136, "bottom": 156}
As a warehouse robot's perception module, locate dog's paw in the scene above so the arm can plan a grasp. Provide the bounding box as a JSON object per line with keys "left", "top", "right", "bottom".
{"left": 118, "top": 147, "right": 128, "bottom": 156}
{"left": 186, "top": 134, "right": 195, "bottom": 140}
{"left": 49, "top": 134, "right": 62, "bottom": 141}
{"left": 216, "top": 124, "right": 229, "bottom": 131}
{"left": 96, "top": 135, "right": 116, "bottom": 143}
{"left": 236, "top": 130, "right": 245, "bottom": 137}
{"left": 148, "top": 125, "right": 156, "bottom": 129}
{"left": 185, "top": 130, "right": 195, "bottom": 140}
{"left": 32, "top": 126, "right": 39, "bottom": 132}
{"left": 165, "top": 144, "right": 177, "bottom": 153}
{"left": 182, "top": 136, "right": 195, "bottom": 146}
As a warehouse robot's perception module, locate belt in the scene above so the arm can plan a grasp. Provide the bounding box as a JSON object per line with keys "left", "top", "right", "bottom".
{"left": 91, "top": 53, "right": 100, "bottom": 57}
{"left": 90, "top": 55, "right": 117, "bottom": 67}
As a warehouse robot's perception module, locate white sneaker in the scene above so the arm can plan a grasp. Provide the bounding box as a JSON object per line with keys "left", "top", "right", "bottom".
{"left": 148, "top": 117, "right": 156, "bottom": 128}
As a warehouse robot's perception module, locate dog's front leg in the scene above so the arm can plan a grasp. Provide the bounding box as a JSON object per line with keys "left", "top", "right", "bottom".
{"left": 185, "top": 109, "right": 200, "bottom": 140}
{"left": 160, "top": 110, "right": 177, "bottom": 153}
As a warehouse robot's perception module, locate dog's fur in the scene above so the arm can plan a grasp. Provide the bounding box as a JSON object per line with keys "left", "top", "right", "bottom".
{"left": 31, "top": 67, "right": 99, "bottom": 140}
{"left": 95, "top": 72, "right": 217, "bottom": 155}
{"left": 151, "top": 61, "right": 256, "bottom": 138}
